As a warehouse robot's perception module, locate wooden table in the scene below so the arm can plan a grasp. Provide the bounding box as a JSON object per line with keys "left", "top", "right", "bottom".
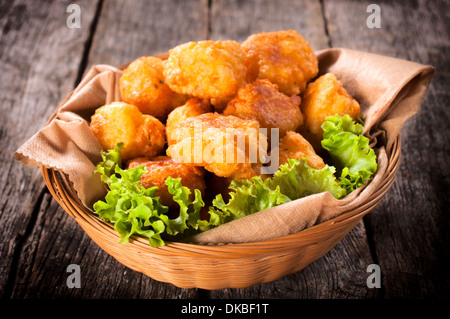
{"left": 1, "top": 0, "right": 449, "bottom": 301}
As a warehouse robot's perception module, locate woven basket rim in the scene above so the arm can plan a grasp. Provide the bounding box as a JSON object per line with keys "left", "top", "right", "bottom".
{"left": 40, "top": 135, "right": 400, "bottom": 288}
{"left": 35, "top": 50, "right": 405, "bottom": 289}
{"left": 42, "top": 135, "right": 400, "bottom": 257}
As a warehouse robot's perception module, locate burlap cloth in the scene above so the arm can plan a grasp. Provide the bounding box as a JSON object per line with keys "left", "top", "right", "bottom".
{"left": 14, "top": 48, "right": 434, "bottom": 245}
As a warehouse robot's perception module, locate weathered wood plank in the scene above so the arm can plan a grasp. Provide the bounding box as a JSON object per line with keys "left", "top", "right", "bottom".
{"left": 86, "top": 0, "right": 209, "bottom": 68}
{"left": 0, "top": 0, "right": 100, "bottom": 298}
{"left": 10, "top": 193, "right": 198, "bottom": 298}
{"left": 209, "top": 0, "right": 329, "bottom": 50}
{"left": 211, "top": 223, "right": 379, "bottom": 298}
{"left": 207, "top": 0, "right": 378, "bottom": 299}
{"left": 324, "top": 0, "right": 450, "bottom": 298}
{"left": 11, "top": 0, "right": 209, "bottom": 298}
{"left": 5, "top": 0, "right": 448, "bottom": 300}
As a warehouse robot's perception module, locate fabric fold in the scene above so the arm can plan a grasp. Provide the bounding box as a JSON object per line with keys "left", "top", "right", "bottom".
{"left": 14, "top": 48, "right": 434, "bottom": 244}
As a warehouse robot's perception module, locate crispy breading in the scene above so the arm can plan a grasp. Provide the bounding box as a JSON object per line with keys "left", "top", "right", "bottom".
{"left": 242, "top": 30, "right": 318, "bottom": 96}
{"left": 276, "top": 131, "right": 326, "bottom": 170}
{"left": 166, "top": 112, "right": 267, "bottom": 180}
{"left": 166, "top": 98, "right": 211, "bottom": 146}
{"left": 127, "top": 156, "right": 206, "bottom": 208}
{"left": 163, "top": 40, "right": 247, "bottom": 99}
{"left": 223, "top": 79, "right": 303, "bottom": 139}
{"left": 90, "top": 102, "right": 165, "bottom": 161}
{"left": 209, "top": 49, "right": 261, "bottom": 113}
{"left": 299, "top": 73, "right": 361, "bottom": 151}
{"left": 119, "top": 56, "right": 186, "bottom": 121}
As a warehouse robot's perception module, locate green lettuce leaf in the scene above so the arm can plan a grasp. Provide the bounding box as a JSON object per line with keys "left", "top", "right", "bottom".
{"left": 92, "top": 144, "right": 222, "bottom": 247}
{"left": 270, "top": 159, "right": 347, "bottom": 200}
{"left": 208, "top": 158, "right": 346, "bottom": 222}
{"left": 92, "top": 114, "right": 377, "bottom": 247}
{"left": 208, "top": 115, "right": 377, "bottom": 220}
{"left": 321, "top": 114, "right": 378, "bottom": 193}
{"left": 208, "top": 176, "right": 291, "bottom": 222}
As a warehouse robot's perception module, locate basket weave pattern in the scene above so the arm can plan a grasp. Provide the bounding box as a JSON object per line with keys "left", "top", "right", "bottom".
{"left": 41, "top": 136, "right": 400, "bottom": 289}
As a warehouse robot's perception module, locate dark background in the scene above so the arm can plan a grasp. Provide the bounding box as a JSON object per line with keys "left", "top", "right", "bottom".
{"left": 1, "top": 0, "right": 449, "bottom": 299}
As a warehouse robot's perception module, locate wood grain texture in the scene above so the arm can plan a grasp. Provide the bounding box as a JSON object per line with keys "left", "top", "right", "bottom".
{"left": 10, "top": 193, "right": 197, "bottom": 298}
{"left": 0, "top": 0, "right": 100, "bottom": 298}
{"left": 207, "top": 0, "right": 378, "bottom": 299}
{"left": 86, "top": 0, "right": 209, "bottom": 68}
{"left": 209, "top": 223, "right": 379, "bottom": 299}
{"left": 1, "top": 0, "right": 448, "bottom": 300}
{"left": 26, "top": 0, "right": 209, "bottom": 298}
{"left": 324, "top": 0, "right": 450, "bottom": 298}
{"left": 209, "top": 0, "right": 329, "bottom": 50}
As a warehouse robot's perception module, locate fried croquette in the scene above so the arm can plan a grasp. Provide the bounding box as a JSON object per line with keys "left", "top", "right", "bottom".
{"left": 166, "top": 112, "right": 267, "bottom": 180}
{"left": 242, "top": 30, "right": 318, "bottom": 96}
{"left": 208, "top": 49, "right": 262, "bottom": 112}
{"left": 119, "top": 56, "right": 186, "bottom": 120}
{"left": 90, "top": 102, "right": 165, "bottom": 161}
{"left": 166, "top": 98, "right": 211, "bottom": 146}
{"left": 276, "top": 131, "right": 326, "bottom": 170}
{"left": 163, "top": 40, "right": 247, "bottom": 99}
{"left": 223, "top": 79, "right": 303, "bottom": 139}
{"left": 299, "top": 73, "right": 361, "bottom": 151}
{"left": 127, "top": 156, "right": 206, "bottom": 208}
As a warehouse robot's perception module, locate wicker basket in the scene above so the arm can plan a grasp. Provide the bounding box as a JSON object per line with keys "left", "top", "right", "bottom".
{"left": 41, "top": 133, "right": 400, "bottom": 289}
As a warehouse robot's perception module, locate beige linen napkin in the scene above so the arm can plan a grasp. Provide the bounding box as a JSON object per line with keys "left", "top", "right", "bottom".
{"left": 15, "top": 65, "right": 123, "bottom": 206}
{"left": 14, "top": 48, "right": 434, "bottom": 244}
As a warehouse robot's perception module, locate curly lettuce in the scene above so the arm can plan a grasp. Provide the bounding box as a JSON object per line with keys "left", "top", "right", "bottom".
{"left": 92, "top": 144, "right": 224, "bottom": 247}
{"left": 209, "top": 176, "right": 291, "bottom": 222}
{"left": 321, "top": 114, "right": 378, "bottom": 193}
{"left": 208, "top": 158, "right": 347, "bottom": 221}
{"left": 93, "top": 115, "right": 377, "bottom": 246}
{"left": 208, "top": 115, "right": 377, "bottom": 220}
